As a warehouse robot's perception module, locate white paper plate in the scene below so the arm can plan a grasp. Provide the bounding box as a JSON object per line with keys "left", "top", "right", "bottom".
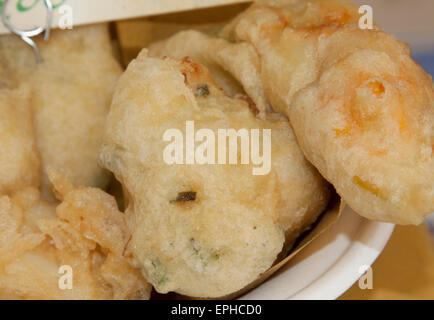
{"left": 241, "top": 206, "right": 395, "bottom": 300}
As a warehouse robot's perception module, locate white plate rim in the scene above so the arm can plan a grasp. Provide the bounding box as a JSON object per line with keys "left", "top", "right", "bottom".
{"left": 240, "top": 206, "right": 395, "bottom": 300}
{"left": 289, "top": 218, "right": 395, "bottom": 300}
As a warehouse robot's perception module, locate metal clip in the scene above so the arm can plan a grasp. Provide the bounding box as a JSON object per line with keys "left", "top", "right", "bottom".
{"left": 1, "top": 0, "right": 53, "bottom": 63}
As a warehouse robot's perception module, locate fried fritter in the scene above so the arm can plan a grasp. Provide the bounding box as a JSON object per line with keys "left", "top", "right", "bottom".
{"left": 0, "top": 24, "right": 122, "bottom": 199}
{"left": 100, "top": 52, "right": 329, "bottom": 297}
{"left": 0, "top": 86, "right": 40, "bottom": 194}
{"left": 149, "top": 30, "right": 331, "bottom": 240}
{"left": 0, "top": 171, "right": 151, "bottom": 300}
{"left": 154, "top": 0, "right": 434, "bottom": 225}
{"left": 149, "top": 30, "right": 270, "bottom": 117}
{"left": 221, "top": 0, "right": 434, "bottom": 225}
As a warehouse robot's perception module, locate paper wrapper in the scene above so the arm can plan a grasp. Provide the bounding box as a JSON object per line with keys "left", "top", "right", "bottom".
{"left": 114, "top": 4, "right": 344, "bottom": 300}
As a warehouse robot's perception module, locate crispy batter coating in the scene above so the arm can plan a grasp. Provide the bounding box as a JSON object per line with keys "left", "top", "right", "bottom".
{"left": 0, "top": 171, "right": 151, "bottom": 300}
{"left": 185, "top": 0, "right": 433, "bottom": 225}
{"left": 149, "top": 31, "right": 331, "bottom": 238}
{"left": 0, "top": 25, "right": 122, "bottom": 199}
{"left": 100, "top": 52, "right": 329, "bottom": 297}
{"left": 149, "top": 30, "right": 270, "bottom": 117}
{"left": 0, "top": 86, "right": 40, "bottom": 194}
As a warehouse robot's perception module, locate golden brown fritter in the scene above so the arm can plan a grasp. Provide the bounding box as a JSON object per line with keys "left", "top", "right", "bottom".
{"left": 220, "top": 0, "right": 434, "bottom": 225}
{"left": 152, "top": 0, "right": 433, "bottom": 224}
{"left": 0, "top": 170, "right": 151, "bottom": 300}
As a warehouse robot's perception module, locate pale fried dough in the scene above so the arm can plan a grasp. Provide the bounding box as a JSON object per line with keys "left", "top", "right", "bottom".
{"left": 0, "top": 25, "right": 122, "bottom": 199}
{"left": 100, "top": 52, "right": 329, "bottom": 297}
{"left": 0, "top": 86, "right": 40, "bottom": 194}
{"left": 149, "top": 30, "right": 270, "bottom": 117}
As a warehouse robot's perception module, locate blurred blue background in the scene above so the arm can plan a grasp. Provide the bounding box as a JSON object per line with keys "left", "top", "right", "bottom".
{"left": 413, "top": 53, "right": 434, "bottom": 78}
{"left": 411, "top": 54, "right": 434, "bottom": 237}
